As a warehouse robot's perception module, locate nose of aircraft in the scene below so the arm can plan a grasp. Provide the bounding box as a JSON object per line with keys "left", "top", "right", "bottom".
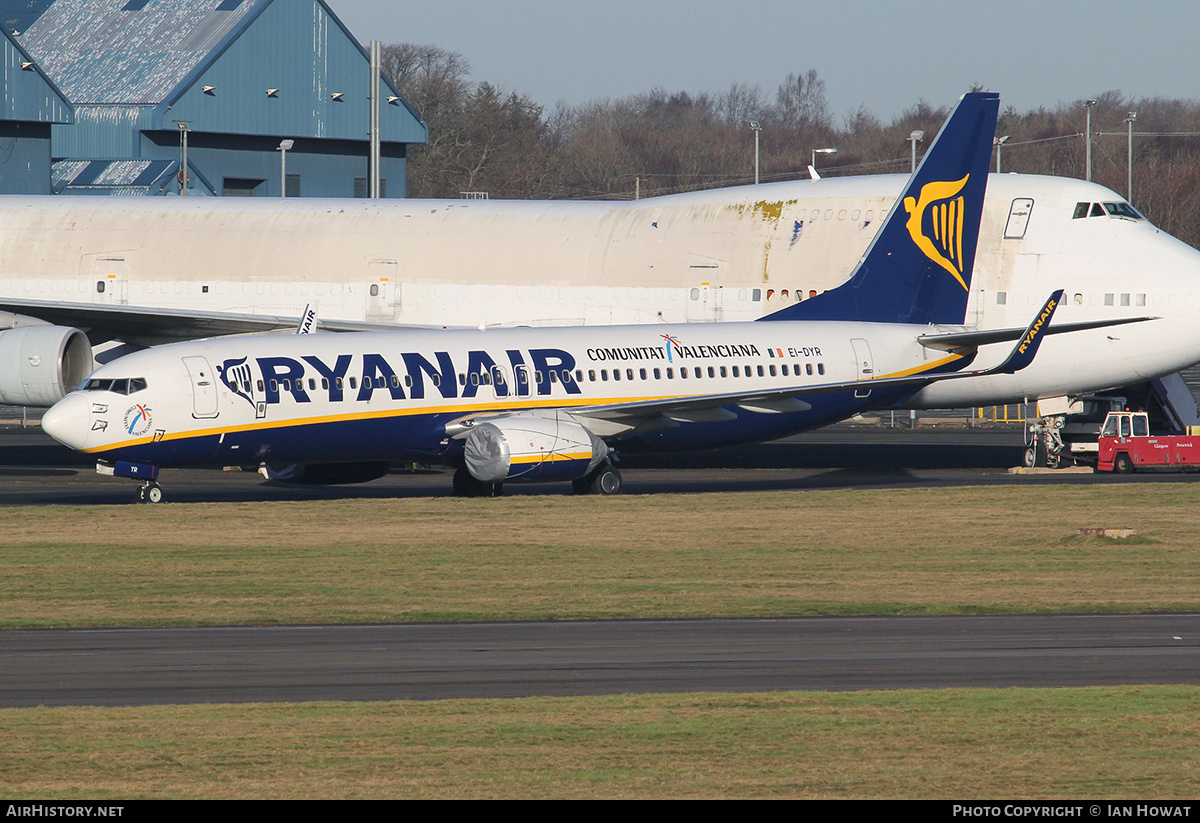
{"left": 40, "top": 393, "right": 92, "bottom": 451}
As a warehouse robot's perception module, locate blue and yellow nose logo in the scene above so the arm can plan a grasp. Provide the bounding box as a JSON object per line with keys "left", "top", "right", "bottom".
{"left": 904, "top": 175, "right": 970, "bottom": 291}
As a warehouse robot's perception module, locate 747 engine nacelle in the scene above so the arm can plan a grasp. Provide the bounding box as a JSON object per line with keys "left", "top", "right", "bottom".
{"left": 463, "top": 411, "right": 608, "bottom": 483}
{"left": 0, "top": 325, "right": 94, "bottom": 406}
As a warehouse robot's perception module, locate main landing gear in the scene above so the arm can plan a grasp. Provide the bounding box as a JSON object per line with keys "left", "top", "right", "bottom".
{"left": 452, "top": 466, "right": 504, "bottom": 498}
{"left": 451, "top": 460, "right": 624, "bottom": 497}
{"left": 572, "top": 462, "right": 623, "bottom": 496}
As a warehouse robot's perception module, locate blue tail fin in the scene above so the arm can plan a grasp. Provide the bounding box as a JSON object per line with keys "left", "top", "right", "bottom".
{"left": 761, "top": 91, "right": 999, "bottom": 325}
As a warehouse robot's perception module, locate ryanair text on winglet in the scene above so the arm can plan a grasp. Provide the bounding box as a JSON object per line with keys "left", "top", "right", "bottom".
{"left": 1018, "top": 296, "right": 1057, "bottom": 354}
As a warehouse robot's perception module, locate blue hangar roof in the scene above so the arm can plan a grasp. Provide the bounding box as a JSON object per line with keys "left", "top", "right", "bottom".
{"left": 2, "top": 0, "right": 264, "bottom": 104}
{"left": 0, "top": 0, "right": 426, "bottom": 143}
{"left": 0, "top": 24, "right": 71, "bottom": 123}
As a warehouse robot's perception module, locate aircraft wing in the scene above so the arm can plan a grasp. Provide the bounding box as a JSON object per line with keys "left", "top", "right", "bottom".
{"left": 918, "top": 316, "right": 1156, "bottom": 351}
{"left": 446, "top": 355, "right": 990, "bottom": 439}
{"left": 445, "top": 292, "right": 1070, "bottom": 439}
{"left": 569, "top": 291, "right": 1071, "bottom": 429}
{"left": 573, "top": 351, "right": 978, "bottom": 426}
{"left": 0, "top": 298, "right": 436, "bottom": 345}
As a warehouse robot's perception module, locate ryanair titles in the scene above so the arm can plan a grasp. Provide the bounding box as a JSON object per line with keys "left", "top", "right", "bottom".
{"left": 1017, "top": 296, "right": 1057, "bottom": 354}
{"left": 218, "top": 347, "right": 583, "bottom": 407}
{"left": 215, "top": 337, "right": 791, "bottom": 409}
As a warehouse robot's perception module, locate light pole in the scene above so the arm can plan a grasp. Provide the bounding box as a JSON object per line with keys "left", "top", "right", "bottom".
{"left": 1125, "top": 111, "right": 1137, "bottom": 201}
{"left": 909, "top": 130, "right": 924, "bottom": 172}
{"left": 994, "top": 135, "right": 1010, "bottom": 173}
{"left": 811, "top": 147, "right": 836, "bottom": 173}
{"left": 277, "top": 139, "right": 294, "bottom": 197}
{"left": 748, "top": 120, "right": 761, "bottom": 184}
{"left": 1083, "top": 99, "right": 1096, "bottom": 181}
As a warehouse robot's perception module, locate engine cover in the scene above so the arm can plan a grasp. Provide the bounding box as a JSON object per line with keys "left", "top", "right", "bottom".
{"left": 0, "top": 325, "right": 93, "bottom": 406}
{"left": 464, "top": 411, "right": 608, "bottom": 483}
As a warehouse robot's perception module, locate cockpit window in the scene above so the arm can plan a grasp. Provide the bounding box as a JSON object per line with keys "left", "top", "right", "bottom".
{"left": 1074, "top": 202, "right": 1144, "bottom": 220}
{"left": 1103, "top": 202, "right": 1143, "bottom": 219}
{"left": 81, "top": 377, "right": 148, "bottom": 395}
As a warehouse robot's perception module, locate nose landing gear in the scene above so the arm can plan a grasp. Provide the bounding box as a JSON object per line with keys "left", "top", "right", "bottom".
{"left": 97, "top": 461, "right": 165, "bottom": 504}
{"left": 135, "top": 481, "right": 164, "bottom": 504}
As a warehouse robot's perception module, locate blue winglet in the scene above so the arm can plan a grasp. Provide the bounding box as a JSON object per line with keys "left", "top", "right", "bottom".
{"left": 992, "top": 289, "right": 1064, "bottom": 374}
{"left": 761, "top": 91, "right": 1000, "bottom": 325}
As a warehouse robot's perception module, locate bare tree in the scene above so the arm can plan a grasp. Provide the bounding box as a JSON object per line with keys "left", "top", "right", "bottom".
{"left": 374, "top": 43, "right": 1200, "bottom": 241}
{"left": 715, "top": 82, "right": 767, "bottom": 128}
{"left": 773, "top": 69, "right": 831, "bottom": 130}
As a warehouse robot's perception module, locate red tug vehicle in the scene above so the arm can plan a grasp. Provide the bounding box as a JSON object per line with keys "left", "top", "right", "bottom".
{"left": 1095, "top": 411, "right": 1200, "bottom": 473}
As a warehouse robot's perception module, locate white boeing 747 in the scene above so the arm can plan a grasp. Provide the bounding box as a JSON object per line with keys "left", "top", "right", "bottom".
{"left": 3, "top": 114, "right": 1200, "bottom": 421}
{"left": 40, "top": 93, "right": 1171, "bottom": 501}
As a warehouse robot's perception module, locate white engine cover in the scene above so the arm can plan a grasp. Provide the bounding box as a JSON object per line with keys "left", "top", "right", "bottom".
{"left": 464, "top": 411, "right": 608, "bottom": 483}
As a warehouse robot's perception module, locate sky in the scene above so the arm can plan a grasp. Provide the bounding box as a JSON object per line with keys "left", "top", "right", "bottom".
{"left": 330, "top": 0, "right": 1200, "bottom": 124}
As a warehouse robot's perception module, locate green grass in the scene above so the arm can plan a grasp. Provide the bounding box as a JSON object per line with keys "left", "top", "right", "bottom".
{"left": 2, "top": 687, "right": 1198, "bottom": 799}
{"left": 2, "top": 485, "right": 1199, "bottom": 627}
{"left": 5, "top": 484, "right": 1199, "bottom": 798}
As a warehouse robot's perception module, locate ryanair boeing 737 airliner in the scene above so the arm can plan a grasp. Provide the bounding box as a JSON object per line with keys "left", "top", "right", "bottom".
{"left": 39, "top": 93, "right": 1166, "bottom": 501}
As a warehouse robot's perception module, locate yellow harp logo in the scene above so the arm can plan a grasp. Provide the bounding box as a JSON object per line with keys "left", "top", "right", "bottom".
{"left": 903, "top": 174, "right": 970, "bottom": 291}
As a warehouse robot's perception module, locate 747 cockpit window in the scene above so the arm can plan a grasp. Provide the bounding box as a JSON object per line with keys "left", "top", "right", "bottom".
{"left": 80, "top": 377, "right": 148, "bottom": 395}
{"left": 1103, "top": 202, "right": 1143, "bottom": 219}
{"left": 1073, "top": 202, "right": 1143, "bottom": 220}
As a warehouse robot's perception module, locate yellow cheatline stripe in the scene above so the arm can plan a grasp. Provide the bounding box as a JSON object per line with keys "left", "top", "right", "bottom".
{"left": 510, "top": 451, "right": 592, "bottom": 465}
{"left": 78, "top": 394, "right": 678, "bottom": 454}
{"left": 870, "top": 351, "right": 968, "bottom": 380}
{"left": 80, "top": 356, "right": 972, "bottom": 456}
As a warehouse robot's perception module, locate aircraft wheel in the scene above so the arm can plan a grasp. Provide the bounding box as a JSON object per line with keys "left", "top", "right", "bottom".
{"left": 453, "top": 467, "right": 482, "bottom": 497}
{"left": 590, "top": 465, "right": 623, "bottom": 495}
{"left": 1114, "top": 453, "right": 1135, "bottom": 475}
{"left": 135, "top": 482, "right": 164, "bottom": 504}
{"left": 1023, "top": 442, "right": 1042, "bottom": 468}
